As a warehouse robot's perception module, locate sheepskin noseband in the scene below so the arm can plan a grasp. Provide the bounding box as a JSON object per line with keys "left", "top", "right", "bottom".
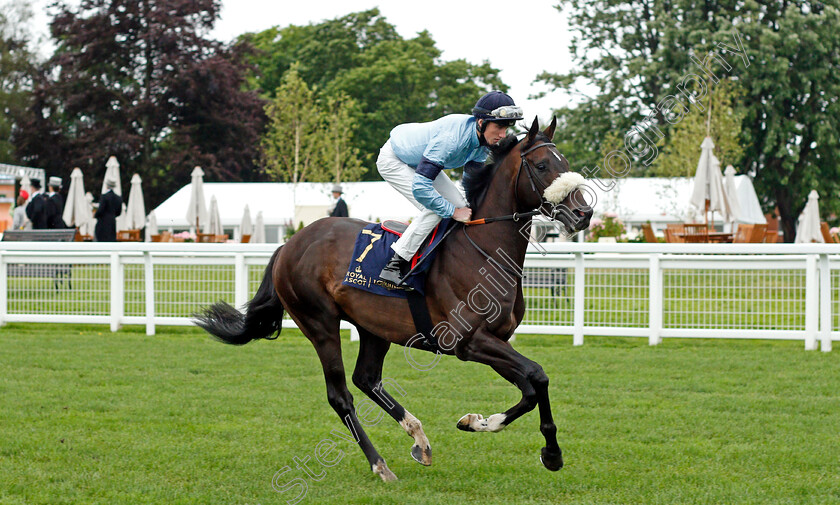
{"left": 544, "top": 172, "right": 585, "bottom": 204}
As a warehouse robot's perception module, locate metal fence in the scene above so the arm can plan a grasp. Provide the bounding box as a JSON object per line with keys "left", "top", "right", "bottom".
{"left": 0, "top": 242, "right": 836, "bottom": 352}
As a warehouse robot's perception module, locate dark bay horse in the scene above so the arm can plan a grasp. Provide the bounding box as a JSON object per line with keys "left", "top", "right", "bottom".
{"left": 196, "top": 117, "right": 593, "bottom": 481}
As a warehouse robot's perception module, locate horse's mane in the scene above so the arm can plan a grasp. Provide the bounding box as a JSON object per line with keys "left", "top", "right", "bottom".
{"left": 463, "top": 132, "right": 550, "bottom": 210}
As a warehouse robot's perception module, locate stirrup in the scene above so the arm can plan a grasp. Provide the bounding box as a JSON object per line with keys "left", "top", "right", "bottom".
{"left": 379, "top": 254, "right": 408, "bottom": 285}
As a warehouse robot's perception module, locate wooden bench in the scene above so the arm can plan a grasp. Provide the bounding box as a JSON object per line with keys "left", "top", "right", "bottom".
{"left": 2, "top": 229, "right": 78, "bottom": 242}
{"left": 2, "top": 228, "right": 78, "bottom": 288}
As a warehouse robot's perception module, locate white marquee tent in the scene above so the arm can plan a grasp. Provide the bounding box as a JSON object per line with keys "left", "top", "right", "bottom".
{"left": 587, "top": 176, "right": 766, "bottom": 229}
{"left": 150, "top": 177, "right": 767, "bottom": 242}
{"left": 151, "top": 181, "right": 420, "bottom": 242}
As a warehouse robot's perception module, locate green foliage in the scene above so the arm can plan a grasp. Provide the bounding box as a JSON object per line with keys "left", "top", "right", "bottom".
{"left": 243, "top": 11, "right": 506, "bottom": 177}
{"left": 261, "top": 63, "right": 324, "bottom": 183}
{"left": 261, "top": 65, "right": 366, "bottom": 184}
{"left": 13, "top": 0, "right": 267, "bottom": 209}
{"left": 320, "top": 92, "right": 365, "bottom": 183}
{"left": 542, "top": 1, "right": 840, "bottom": 242}
{"left": 0, "top": 0, "right": 37, "bottom": 164}
{"left": 650, "top": 79, "right": 745, "bottom": 177}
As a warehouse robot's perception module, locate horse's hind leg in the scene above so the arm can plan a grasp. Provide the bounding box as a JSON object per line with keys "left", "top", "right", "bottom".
{"left": 351, "top": 328, "right": 432, "bottom": 466}
{"left": 296, "top": 316, "right": 398, "bottom": 481}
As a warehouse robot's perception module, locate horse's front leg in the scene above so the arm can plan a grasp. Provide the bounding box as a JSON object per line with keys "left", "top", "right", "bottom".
{"left": 454, "top": 329, "right": 563, "bottom": 471}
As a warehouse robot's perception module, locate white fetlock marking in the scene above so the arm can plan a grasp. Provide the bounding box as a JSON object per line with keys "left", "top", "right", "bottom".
{"left": 485, "top": 413, "right": 507, "bottom": 432}
{"left": 400, "top": 411, "right": 431, "bottom": 449}
{"left": 460, "top": 413, "right": 506, "bottom": 432}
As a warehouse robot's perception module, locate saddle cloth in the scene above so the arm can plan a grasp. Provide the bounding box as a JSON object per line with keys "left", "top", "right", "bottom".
{"left": 341, "top": 218, "right": 452, "bottom": 298}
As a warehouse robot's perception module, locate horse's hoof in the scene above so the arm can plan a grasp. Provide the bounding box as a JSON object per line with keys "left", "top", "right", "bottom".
{"left": 372, "top": 460, "right": 398, "bottom": 482}
{"left": 410, "top": 444, "right": 432, "bottom": 466}
{"left": 457, "top": 413, "right": 483, "bottom": 432}
{"left": 540, "top": 447, "right": 563, "bottom": 471}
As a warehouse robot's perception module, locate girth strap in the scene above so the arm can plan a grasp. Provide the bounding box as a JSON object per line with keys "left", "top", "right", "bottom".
{"left": 405, "top": 290, "right": 441, "bottom": 353}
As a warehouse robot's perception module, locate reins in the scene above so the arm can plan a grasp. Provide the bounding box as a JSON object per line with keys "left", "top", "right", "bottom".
{"left": 464, "top": 141, "right": 557, "bottom": 226}
{"left": 460, "top": 140, "right": 560, "bottom": 280}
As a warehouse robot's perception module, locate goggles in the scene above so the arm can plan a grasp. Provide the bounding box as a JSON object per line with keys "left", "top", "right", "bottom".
{"left": 473, "top": 105, "right": 524, "bottom": 121}
{"left": 488, "top": 105, "right": 524, "bottom": 119}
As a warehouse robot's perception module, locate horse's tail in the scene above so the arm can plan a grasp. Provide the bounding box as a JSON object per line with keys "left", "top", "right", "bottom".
{"left": 194, "top": 246, "right": 285, "bottom": 345}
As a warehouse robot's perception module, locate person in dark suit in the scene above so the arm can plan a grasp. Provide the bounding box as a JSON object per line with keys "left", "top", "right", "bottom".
{"left": 25, "top": 178, "right": 49, "bottom": 229}
{"left": 329, "top": 184, "right": 348, "bottom": 217}
{"left": 46, "top": 176, "right": 67, "bottom": 229}
{"left": 95, "top": 178, "right": 122, "bottom": 242}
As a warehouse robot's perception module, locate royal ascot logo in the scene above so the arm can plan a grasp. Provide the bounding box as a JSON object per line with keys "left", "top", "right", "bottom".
{"left": 344, "top": 261, "right": 371, "bottom": 288}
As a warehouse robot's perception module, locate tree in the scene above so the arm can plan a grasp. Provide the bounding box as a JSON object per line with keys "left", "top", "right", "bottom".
{"left": 243, "top": 12, "right": 506, "bottom": 177}
{"left": 240, "top": 9, "right": 400, "bottom": 98}
{"left": 13, "top": 0, "right": 266, "bottom": 208}
{"left": 320, "top": 93, "right": 365, "bottom": 183}
{"left": 540, "top": 1, "right": 840, "bottom": 241}
{"left": 649, "top": 79, "right": 745, "bottom": 177}
{"left": 0, "top": 0, "right": 38, "bottom": 164}
{"left": 261, "top": 64, "right": 325, "bottom": 184}
{"left": 326, "top": 32, "right": 506, "bottom": 169}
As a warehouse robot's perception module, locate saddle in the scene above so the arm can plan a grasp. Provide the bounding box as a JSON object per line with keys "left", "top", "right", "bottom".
{"left": 341, "top": 218, "right": 453, "bottom": 298}
{"left": 380, "top": 220, "right": 444, "bottom": 268}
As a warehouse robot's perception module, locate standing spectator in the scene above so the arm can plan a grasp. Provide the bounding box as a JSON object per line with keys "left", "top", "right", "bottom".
{"left": 329, "top": 184, "right": 348, "bottom": 217}
{"left": 25, "top": 178, "right": 48, "bottom": 229}
{"left": 95, "top": 178, "right": 122, "bottom": 242}
{"left": 46, "top": 176, "right": 67, "bottom": 229}
{"left": 12, "top": 192, "right": 31, "bottom": 230}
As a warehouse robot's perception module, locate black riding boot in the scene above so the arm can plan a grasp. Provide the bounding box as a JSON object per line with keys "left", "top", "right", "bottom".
{"left": 379, "top": 253, "right": 408, "bottom": 285}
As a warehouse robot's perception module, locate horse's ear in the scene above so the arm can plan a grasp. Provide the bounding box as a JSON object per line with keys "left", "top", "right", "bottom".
{"left": 543, "top": 116, "right": 557, "bottom": 140}
{"left": 526, "top": 116, "right": 540, "bottom": 144}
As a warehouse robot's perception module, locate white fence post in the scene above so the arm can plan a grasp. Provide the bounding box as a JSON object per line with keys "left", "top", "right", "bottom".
{"left": 234, "top": 253, "right": 247, "bottom": 311}
{"left": 110, "top": 252, "right": 123, "bottom": 332}
{"left": 804, "top": 254, "right": 818, "bottom": 350}
{"left": 649, "top": 254, "right": 662, "bottom": 346}
{"left": 144, "top": 251, "right": 155, "bottom": 336}
{"left": 573, "top": 252, "right": 585, "bottom": 346}
{"left": 0, "top": 252, "right": 6, "bottom": 327}
{"left": 819, "top": 254, "right": 832, "bottom": 352}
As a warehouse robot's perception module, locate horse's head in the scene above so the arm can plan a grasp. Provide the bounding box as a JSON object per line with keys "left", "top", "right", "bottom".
{"left": 514, "top": 117, "right": 593, "bottom": 234}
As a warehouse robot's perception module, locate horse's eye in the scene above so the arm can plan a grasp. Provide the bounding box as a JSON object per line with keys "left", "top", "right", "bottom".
{"left": 536, "top": 163, "right": 547, "bottom": 171}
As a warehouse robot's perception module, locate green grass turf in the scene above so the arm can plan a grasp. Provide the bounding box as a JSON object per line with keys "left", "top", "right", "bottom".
{"left": 1, "top": 323, "right": 838, "bottom": 505}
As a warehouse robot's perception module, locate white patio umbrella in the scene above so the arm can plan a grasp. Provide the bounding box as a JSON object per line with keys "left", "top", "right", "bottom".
{"left": 116, "top": 202, "right": 129, "bottom": 231}
{"left": 124, "top": 173, "right": 146, "bottom": 229}
{"left": 186, "top": 166, "right": 208, "bottom": 233}
{"left": 61, "top": 167, "right": 93, "bottom": 230}
{"left": 252, "top": 211, "right": 265, "bottom": 243}
{"left": 240, "top": 204, "right": 253, "bottom": 239}
{"left": 204, "top": 195, "right": 223, "bottom": 236}
{"left": 723, "top": 165, "right": 743, "bottom": 226}
{"left": 20, "top": 175, "right": 31, "bottom": 197}
{"left": 795, "top": 190, "right": 824, "bottom": 243}
{"left": 145, "top": 210, "right": 159, "bottom": 242}
{"left": 102, "top": 156, "right": 122, "bottom": 196}
{"left": 689, "top": 137, "right": 734, "bottom": 227}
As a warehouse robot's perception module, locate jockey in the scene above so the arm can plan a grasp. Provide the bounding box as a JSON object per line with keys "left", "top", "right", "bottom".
{"left": 376, "top": 90, "right": 524, "bottom": 284}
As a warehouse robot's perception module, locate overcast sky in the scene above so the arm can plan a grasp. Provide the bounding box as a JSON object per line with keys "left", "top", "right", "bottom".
{"left": 31, "top": 0, "right": 579, "bottom": 120}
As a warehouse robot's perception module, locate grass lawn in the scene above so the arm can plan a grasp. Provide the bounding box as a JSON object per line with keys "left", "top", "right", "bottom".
{"left": 1, "top": 323, "right": 838, "bottom": 505}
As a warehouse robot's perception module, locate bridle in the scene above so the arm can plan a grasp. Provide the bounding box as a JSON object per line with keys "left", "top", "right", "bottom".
{"left": 462, "top": 140, "right": 568, "bottom": 280}
{"left": 465, "top": 140, "right": 565, "bottom": 226}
